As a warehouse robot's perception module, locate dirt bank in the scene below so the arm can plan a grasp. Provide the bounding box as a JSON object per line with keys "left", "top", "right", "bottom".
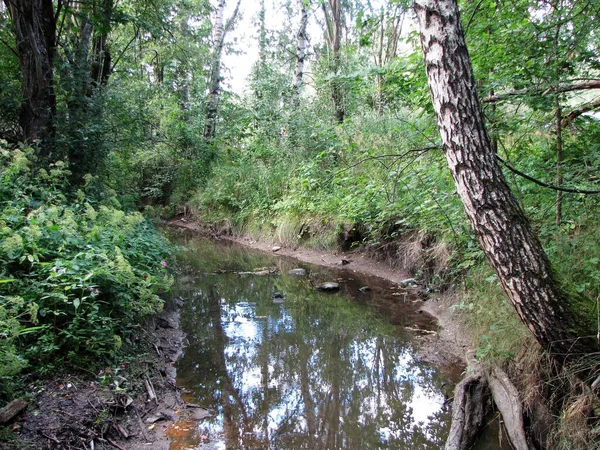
{"left": 2, "top": 298, "right": 188, "bottom": 450}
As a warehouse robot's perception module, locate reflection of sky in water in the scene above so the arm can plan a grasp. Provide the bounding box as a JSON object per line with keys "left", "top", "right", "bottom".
{"left": 184, "top": 295, "right": 450, "bottom": 449}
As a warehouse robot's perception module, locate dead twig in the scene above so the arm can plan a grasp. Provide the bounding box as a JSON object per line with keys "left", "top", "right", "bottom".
{"left": 133, "top": 406, "right": 151, "bottom": 442}
{"left": 106, "top": 437, "right": 128, "bottom": 450}
{"left": 145, "top": 375, "right": 158, "bottom": 404}
{"left": 39, "top": 431, "right": 61, "bottom": 444}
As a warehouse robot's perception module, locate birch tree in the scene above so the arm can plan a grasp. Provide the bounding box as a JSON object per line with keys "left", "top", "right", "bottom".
{"left": 203, "top": 0, "right": 241, "bottom": 139}
{"left": 414, "top": 0, "right": 598, "bottom": 362}
{"left": 292, "top": 0, "right": 309, "bottom": 100}
{"left": 320, "top": 0, "right": 344, "bottom": 123}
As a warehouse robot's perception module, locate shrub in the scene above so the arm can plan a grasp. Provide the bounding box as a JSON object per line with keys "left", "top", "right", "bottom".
{"left": 0, "top": 143, "right": 173, "bottom": 393}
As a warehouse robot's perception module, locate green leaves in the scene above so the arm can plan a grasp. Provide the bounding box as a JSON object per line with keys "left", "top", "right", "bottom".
{"left": 0, "top": 144, "right": 173, "bottom": 380}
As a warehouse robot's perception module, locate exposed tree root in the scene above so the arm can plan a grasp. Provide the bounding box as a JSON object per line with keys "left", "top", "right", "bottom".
{"left": 445, "top": 365, "right": 536, "bottom": 450}
{"left": 445, "top": 366, "right": 489, "bottom": 450}
{"left": 488, "top": 367, "right": 531, "bottom": 450}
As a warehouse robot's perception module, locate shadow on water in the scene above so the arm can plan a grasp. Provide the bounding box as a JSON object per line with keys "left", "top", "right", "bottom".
{"left": 166, "top": 231, "right": 507, "bottom": 450}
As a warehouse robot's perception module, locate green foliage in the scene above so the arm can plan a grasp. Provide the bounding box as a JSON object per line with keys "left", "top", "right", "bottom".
{"left": 0, "top": 144, "right": 173, "bottom": 392}
{"left": 453, "top": 264, "right": 530, "bottom": 364}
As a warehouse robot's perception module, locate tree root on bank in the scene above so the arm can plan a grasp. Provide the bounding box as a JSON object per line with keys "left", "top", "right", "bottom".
{"left": 445, "top": 366, "right": 489, "bottom": 450}
{"left": 445, "top": 365, "right": 533, "bottom": 450}
{"left": 488, "top": 367, "right": 530, "bottom": 450}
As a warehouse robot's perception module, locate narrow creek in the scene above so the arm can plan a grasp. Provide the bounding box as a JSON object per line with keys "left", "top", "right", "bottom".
{"left": 165, "top": 231, "right": 504, "bottom": 450}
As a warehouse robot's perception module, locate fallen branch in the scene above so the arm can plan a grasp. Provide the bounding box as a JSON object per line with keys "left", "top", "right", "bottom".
{"left": 39, "top": 431, "right": 61, "bottom": 444}
{"left": 106, "top": 437, "right": 128, "bottom": 450}
{"left": 112, "top": 422, "right": 130, "bottom": 439}
{"left": 145, "top": 375, "right": 158, "bottom": 404}
{"left": 133, "top": 406, "right": 151, "bottom": 442}
{"left": 445, "top": 365, "right": 489, "bottom": 450}
{"left": 0, "top": 399, "right": 28, "bottom": 423}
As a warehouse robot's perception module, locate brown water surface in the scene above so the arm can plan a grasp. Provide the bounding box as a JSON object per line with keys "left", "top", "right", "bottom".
{"left": 167, "top": 232, "right": 505, "bottom": 450}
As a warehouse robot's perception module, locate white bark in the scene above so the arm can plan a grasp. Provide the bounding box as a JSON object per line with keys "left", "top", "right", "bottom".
{"left": 293, "top": 1, "right": 309, "bottom": 99}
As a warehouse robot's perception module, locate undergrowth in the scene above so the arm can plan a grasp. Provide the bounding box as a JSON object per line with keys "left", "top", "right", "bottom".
{"left": 0, "top": 144, "right": 173, "bottom": 401}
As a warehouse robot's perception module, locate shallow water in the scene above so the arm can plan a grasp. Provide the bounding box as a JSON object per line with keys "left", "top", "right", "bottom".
{"left": 167, "top": 232, "right": 504, "bottom": 450}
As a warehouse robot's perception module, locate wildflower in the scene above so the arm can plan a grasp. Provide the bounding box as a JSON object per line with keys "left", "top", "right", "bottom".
{"left": 160, "top": 260, "right": 168, "bottom": 268}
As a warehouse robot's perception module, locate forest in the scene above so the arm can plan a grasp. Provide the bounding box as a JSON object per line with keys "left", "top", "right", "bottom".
{"left": 1, "top": 0, "right": 600, "bottom": 448}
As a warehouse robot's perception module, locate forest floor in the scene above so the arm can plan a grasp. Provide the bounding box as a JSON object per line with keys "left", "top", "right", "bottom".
{"left": 2, "top": 216, "right": 473, "bottom": 450}
{"left": 2, "top": 298, "right": 188, "bottom": 450}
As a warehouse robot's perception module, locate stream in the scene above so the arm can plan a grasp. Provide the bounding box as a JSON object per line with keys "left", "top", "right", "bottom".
{"left": 166, "top": 231, "right": 504, "bottom": 450}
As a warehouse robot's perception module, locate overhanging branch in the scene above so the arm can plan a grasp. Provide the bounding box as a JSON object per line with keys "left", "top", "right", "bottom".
{"left": 562, "top": 96, "right": 600, "bottom": 126}
{"left": 497, "top": 155, "right": 600, "bottom": 194}
{"left": 483, "top": 80, "right": 600, "bottom": 103}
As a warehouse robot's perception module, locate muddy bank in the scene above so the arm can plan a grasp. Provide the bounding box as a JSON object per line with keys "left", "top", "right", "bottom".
{"left": 167, "top": 216, "right": 472, "bottom": 369}
{"left": 2, "top": 298, "right": 187, "bottom": 450}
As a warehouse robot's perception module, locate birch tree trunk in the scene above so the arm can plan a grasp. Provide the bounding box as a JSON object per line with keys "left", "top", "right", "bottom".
{"left": 203, "top": 0, "right": 226, "bottom": 140}
{"left": 5, "top": 0, "right": 57, "bottom": 153}
{"left": 414, "top": 0, "right": 597, "bottom": 361}
{"left": 292, "top": 0, "right": 309, "bottom": 100}
{"left": 203, "top": 0, "right": 241, "bottom": 140}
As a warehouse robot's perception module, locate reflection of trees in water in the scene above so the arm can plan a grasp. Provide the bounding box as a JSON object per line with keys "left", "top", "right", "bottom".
{"left": 175, "top": 266, "right": 452, "bottom": 449}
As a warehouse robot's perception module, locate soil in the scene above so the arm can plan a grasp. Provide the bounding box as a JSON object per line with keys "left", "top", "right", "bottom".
{"left": 1, "top": 298, "right": 188, "bottom": 450}
{"left": 1, "top": 216, "right": 473, "bottom": 450}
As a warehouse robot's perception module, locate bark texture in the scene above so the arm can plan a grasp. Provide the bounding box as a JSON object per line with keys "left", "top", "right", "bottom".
{"left": 5, "top": 0, "right": 57, "bottom": 150}
{"left": 445, "top": 367, "right": 488, "bottom": 450}
{"left": 414, "top": 0, "right": 597, "bottom": 360}
{"left": 203, "top": 0, "right": 240, "bottom": 140}
{"left": 487, "top": 368, "right": 529, "bottom": 450}
{"left": 322, "top": 0, "right": 344, "bottom": 123}
{"left": 292, "top": 1, "right": 309, "bottom": 100}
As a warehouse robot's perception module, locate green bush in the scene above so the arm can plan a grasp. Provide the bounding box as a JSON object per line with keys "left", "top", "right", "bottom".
{"left": 0, "top": 143, "right": 173, "bottom": 390}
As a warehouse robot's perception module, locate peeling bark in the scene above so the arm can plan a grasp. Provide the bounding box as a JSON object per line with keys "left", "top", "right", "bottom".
{"left": 414, "top": 0, "right": 598, "bottom": 361}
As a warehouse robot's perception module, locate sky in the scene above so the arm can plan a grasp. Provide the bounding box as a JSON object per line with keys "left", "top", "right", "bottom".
{"left": 220, "top": 0, "right": 324, "bottom": 95}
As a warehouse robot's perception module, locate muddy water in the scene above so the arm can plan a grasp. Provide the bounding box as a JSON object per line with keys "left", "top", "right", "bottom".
{"left": 167, "top": 232, "right": 501, "bottom": 450}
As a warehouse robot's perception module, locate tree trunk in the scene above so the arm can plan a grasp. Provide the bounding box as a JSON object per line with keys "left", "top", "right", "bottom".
{"left": 5, "top": 0, "right": 57, "bottom": 153}
{"left": 445, "top": 367, "right": 488, "bottom": 450}
{"left": 203, "top": 0, "right": 226, "bottom": 139}
{"left": 90, "top": 0, "right": 113, "bottom": 89}
{"left": 414, "top": 0, "right": 597, "bottom": 361}
{"left": 292, "top": 0, "right": 308, "bottom": 100}
{"left": 203, "top": 0, "right": 240, "bottom": 140}
{"left": 322, "top": 0, "right": 344, "bottom": 123}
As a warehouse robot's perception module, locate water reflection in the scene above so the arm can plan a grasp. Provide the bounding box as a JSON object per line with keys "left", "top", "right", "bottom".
{"left": 171, "top": 234, "right": 456, "bottom": 450}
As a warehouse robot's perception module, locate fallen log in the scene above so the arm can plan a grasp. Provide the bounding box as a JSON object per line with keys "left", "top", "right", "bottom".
{"left": 445, "top": 366, "right": 489, "bottom": 450}
{"left": 488, "top": 367, "right": 530, "bottom": 450}
{"left": 0, "top": 399, "right": 28, "bottom": 423}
